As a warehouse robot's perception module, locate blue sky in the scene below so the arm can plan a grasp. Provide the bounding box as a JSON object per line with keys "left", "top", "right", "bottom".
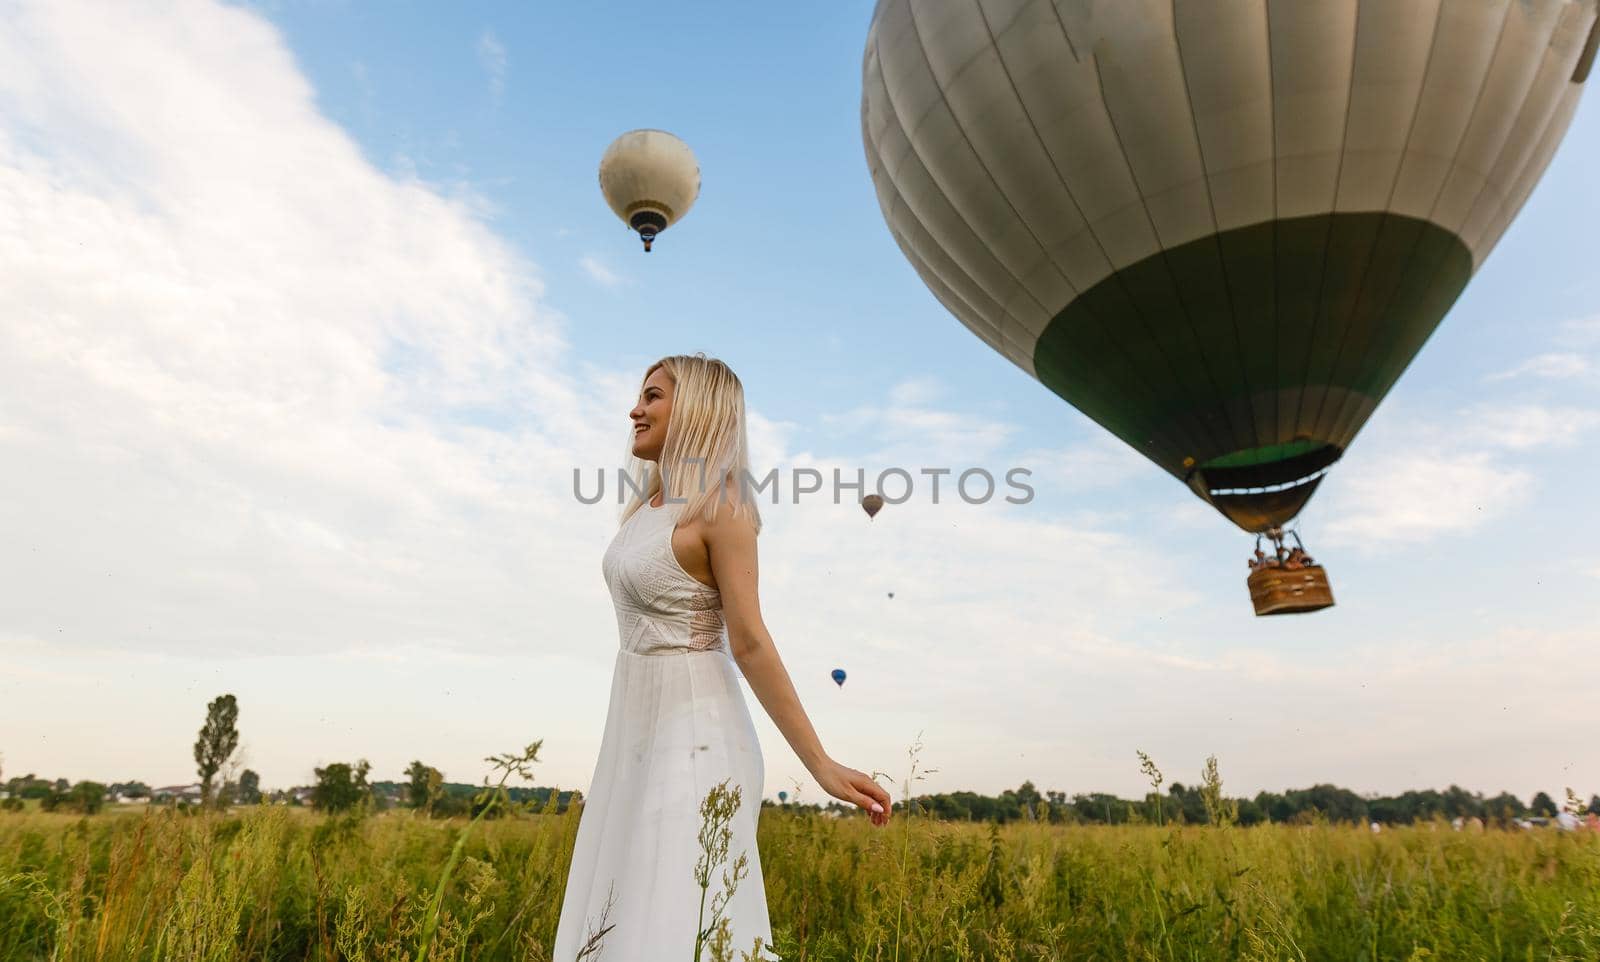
{"left": 1, "top": 0, "right": 1596, "bottom": 806}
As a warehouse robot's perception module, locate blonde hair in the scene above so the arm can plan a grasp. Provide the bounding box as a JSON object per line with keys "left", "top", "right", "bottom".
{"left": 619, "top": 353, "right": 763, "bottom": 534}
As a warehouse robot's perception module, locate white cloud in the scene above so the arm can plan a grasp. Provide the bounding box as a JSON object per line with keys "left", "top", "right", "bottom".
{"left": 1013, "top": 434, "right": 1151, "bottom": 493}
{"left": 579, "top": 254, "right": 625, "bottom": 288}
{"left": 476, "top": 29, "right": 506, "bottom": 104}
{"left": 888, "top": 376, "right": 941, "bottom": 406}
{"left": 1463, "top": 403, "right": 1600, "bottom": 450}
{"left": 1320, "top": 450, "right": 1530, "bottom": 548}
{"left": 819, "top": 376, "right": 1017, "bottom": 465}
{"left": 1485, "top": 352, "right": 1590, "bottom": 381}
{"left": 1314, "top": 398, "right": 1596, "bottom": 550}
{"left": 1561, "top": 314, "right": 1600, "bottom": 344}
{"left": 0, "top": 0, "right": 625, "bottom": 667}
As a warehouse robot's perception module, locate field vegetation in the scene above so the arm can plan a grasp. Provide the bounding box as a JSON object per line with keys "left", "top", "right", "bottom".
{"left": 2, "top": 741, "right": 1596, "bottom": 962}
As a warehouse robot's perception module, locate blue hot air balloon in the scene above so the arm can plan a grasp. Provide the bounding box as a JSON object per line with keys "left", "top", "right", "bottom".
{"left": 778, "top": 790, "right": 788, "bottom": 803}
{"left": 831, "top": 668, "right": 847, "bottom": 688}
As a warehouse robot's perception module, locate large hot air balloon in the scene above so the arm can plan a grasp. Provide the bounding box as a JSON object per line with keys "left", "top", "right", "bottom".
{"left": 599, "top": 129, "right": 701, "bottom": 252}
{"left": 862, "top": 0, "right": 1596, "bottom": 614}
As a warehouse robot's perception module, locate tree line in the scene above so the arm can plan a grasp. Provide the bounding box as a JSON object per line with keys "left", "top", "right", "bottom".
{"left": 0, "top": 695, "right": 577, "bottom": 818}
{"left": 5, "top": 699, "right": 1597, "bottom": 826}
{"left": 867, "top": 780, "right": 1600, "bottom": 827}
{"left": 857, "top": 751, "right": 1600, "bottom": 827}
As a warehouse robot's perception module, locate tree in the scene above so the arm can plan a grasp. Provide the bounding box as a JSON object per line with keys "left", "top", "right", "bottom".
{"left": 312, "top": 759, "right": 372, "bottom": 814}
{"left": 238, "top": 769, "right": 261, "bottom": 805}
{"left": 36, "top": 781, "right": 104, "bottom": 814}
{"left": 5, "top": 773, "right": 50, "bottom": 800}
{"left": 194, "top": 694, "right": 239, "bottom": 809}
{"left": 68, "top": 781, "right": 106, "bottom": 815}
{"left": 1484, "top": 792, "right": 1527, "bottom": 827}
{"left": 405, "top": 760, "right": 443, "bottom": 812}
{"left": 1530, "top": 791, "right": 1558, "bottom": 817}
{"left": 108, "top": 781, "right": 151, "bottom": 800}
{"left": 1235, "top": 796, "right": 1267, "bottom": 826}
{"left": 1441, "top": 784, "right": 1485, "bottom": 819}
{"left": 1171, "top": 782, "right": 1209, "bottom": 825}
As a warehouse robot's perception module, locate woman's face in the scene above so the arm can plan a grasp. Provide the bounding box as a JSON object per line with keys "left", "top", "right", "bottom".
{"left": 629, "top": 366, "right": 673, "bottom": 461}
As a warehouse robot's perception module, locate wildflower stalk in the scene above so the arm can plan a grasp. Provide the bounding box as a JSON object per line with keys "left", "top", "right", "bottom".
{"left": 694, "top": 778, "right": 771, "bottom": 962}
{"left": 1137, "top": 750, "right": 1165, "bottom": 828}
{"left": 414, "top": 740, "right": 542, "bottom": 962}
{"left": 1199, "top": 754, "right": 1238, "bottom": 829}
{"left": 890, "top": 731, "right": 937, "bottom": 962}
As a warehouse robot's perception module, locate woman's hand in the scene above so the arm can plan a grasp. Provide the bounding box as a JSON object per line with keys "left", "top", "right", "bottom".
{"left": 813, "top": 758, "right": 892, "bottom": 827}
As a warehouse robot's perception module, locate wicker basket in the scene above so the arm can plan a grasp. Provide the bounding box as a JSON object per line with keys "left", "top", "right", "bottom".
{"left": 1247, "top": 564, "right": 1335, "bottom": 616}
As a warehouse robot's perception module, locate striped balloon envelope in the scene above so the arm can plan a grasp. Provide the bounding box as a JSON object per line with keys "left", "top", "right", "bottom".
{"left": 861, "top": 0, "right": 1597, "bottom": 534}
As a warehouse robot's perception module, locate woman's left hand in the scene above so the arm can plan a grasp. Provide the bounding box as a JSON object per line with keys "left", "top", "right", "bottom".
{"left": 813, "top": 758, "right": 892, "bottom": 827}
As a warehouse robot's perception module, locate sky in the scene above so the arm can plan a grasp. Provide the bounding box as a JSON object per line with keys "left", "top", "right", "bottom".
{"left": 2, "top": 0, "right": 1597, "bottom": 808}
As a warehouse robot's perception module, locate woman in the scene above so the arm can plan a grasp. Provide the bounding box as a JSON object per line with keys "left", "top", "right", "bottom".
{"left": 552, "top": 353, "right": 893, "bottom": 961}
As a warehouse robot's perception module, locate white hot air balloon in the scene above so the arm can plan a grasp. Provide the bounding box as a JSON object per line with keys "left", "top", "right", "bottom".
{"left": 598, "top": 129, "right": 701, "bottom": 252}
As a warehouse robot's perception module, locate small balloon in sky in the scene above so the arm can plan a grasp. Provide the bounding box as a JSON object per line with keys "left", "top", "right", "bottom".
{"left": 887, "top": 591, "right": 894, "bottom": 599}
{"left": 831, "top": 668, "right": 847, "bottom": 688}
{"left": 861, "top": 494, "right": 884, "bottom": 519}
{"left": 597, "top": 129, "right": 701, "bottom": 253}
{"left": 778, "top": 790, "right": 788, "bottom": 803}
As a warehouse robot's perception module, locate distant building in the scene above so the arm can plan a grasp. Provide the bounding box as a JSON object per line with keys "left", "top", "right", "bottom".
{"left": 151, "top": 784, "right": 204, "bottom": 803}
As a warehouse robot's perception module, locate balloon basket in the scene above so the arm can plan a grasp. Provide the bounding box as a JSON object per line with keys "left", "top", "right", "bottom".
{"left": 1246, "top": 526, "right": 1335, "bottom": 616}
{"left": 1248, "top": 564, "right": 1335, "bottom": 615}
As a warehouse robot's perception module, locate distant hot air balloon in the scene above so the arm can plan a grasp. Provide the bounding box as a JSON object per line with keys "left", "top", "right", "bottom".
{"left": 862, "top": 0, "right": 1597, "bottom": 614}
{"left": 831, "top": 668, "right": 847, "bottom": 687}
{"left": 778, "top": 790, "right": 789, "bottom": 803}
{"left": 887, "top": 591, "right": 895, "bottom": 599}
{"left": 861, "top": 494, "right": 884, "bottom": 519}
{"left": 599, "top": 129, "right": 701, "bottom": 252}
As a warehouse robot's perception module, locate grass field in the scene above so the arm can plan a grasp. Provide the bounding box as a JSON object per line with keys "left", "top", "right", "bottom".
{"left": 2, "top": 790, "right": 1597, "bottom": 962}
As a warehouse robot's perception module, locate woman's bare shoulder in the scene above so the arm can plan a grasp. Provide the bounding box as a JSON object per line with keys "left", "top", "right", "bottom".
{"left": 703, "top": 482, "right": 759, "bottom": 542}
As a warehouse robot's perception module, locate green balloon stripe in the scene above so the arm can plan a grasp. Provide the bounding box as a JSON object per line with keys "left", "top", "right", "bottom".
{"left": 1032, "top": 211, "right": 1473, "bottom": 496}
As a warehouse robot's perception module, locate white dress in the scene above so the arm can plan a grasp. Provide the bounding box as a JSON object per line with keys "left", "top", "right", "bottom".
{"left": 552, "top": 499, "right": 776, "bottom": 962}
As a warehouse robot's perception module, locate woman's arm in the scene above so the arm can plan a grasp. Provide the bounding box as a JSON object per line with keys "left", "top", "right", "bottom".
{"left": 704, "top": 502, "right": 891, "bottom": 826}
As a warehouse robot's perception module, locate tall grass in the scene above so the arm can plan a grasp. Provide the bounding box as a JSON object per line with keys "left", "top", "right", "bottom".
{"left": 2, "top": 745, "right": 1597, "bottom": 961}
